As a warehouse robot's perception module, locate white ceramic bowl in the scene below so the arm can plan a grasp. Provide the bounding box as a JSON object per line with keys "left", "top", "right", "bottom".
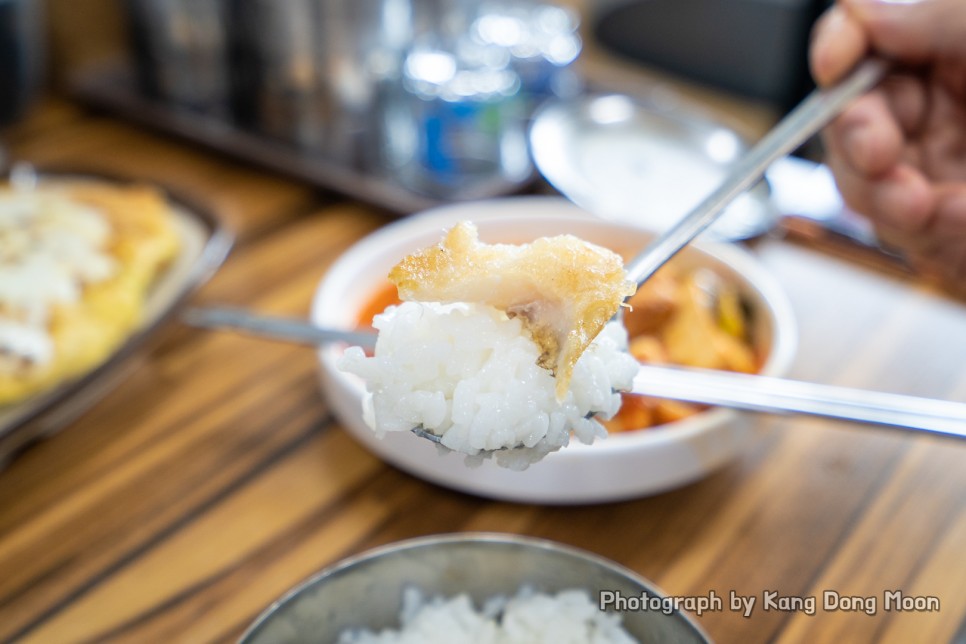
{"left": 313, "top": 197, "right": 796, "bottom": 503}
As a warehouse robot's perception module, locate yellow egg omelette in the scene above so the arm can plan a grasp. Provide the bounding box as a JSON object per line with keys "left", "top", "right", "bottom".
{"left": 0, "top": 181, "right": 180, "bottom": 404}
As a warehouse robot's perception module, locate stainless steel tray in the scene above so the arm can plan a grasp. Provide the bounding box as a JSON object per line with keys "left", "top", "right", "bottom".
{"left": 0, "top": 171, "right": 232, "bottom": 466}
{"left": 69, "top": 63, "right": 534, "bottom": 215}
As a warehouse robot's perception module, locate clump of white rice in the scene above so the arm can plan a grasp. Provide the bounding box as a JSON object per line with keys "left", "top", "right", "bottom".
{"left": 339, "top": 301, "right": 638, "bottom": 469}
{"left": 338, "top": 586, "right": 638, "bottom": 644}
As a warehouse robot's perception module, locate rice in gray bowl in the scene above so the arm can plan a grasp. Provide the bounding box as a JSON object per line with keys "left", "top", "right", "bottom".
{"left": 337, "top": 586, "right": 637, "bottom": 644}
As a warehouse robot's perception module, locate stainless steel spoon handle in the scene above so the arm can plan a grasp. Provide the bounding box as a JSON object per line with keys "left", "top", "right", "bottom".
{"left": 624, "top": 58, "right": 889, "bottom": 288}
{"left": 186, "top": 306, "right": 966, "bottom": 438}
{"left": 633, "top": 364, "right": 966, "bottom": 438}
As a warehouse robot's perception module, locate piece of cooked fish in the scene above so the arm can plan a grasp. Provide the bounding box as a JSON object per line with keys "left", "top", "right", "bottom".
{"left": 389, "top": 221, "right": 635, "bottom": 397}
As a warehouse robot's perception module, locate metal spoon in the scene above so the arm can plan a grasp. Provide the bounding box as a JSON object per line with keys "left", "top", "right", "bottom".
{"left": 183, "top": 307, "right": 966, "bottom": 441}
{"left": 624, "top": 58, "right": 887, "bottom": 289}
{"left": 187, "top": 62, "right": 896, "bottom": 457}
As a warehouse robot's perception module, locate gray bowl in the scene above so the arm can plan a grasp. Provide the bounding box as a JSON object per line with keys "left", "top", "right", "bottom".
{"left": 240, "top": 533, "right": 709, "bottom": 643}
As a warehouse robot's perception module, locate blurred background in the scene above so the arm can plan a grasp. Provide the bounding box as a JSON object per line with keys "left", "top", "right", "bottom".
{"left": 4, "top": 0, "right": 833, "bottom": 207}
{"left": 32, "top": 0, "right": 833, "bottom": 106}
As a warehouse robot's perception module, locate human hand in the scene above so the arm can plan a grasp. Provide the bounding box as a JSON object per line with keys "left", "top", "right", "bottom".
{"left": 810, "top": 0, "right": 966, "bottom": 293}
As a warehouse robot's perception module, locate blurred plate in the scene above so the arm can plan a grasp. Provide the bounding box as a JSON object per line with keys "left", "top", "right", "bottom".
{"left": 529, "top": 93, "right": 778, "bottom": 240}
{"left": 0, "top": 171, "right": 232, "bottom": 466}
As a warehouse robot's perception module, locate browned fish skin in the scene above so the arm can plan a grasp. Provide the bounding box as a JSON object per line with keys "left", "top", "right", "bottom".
{"left": 389, "top": 222, "right": 634, "bottom": 397}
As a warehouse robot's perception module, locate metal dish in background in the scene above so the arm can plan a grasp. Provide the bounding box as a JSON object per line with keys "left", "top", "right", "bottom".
{"left": 70, "top": 63, "right": 535, "bottom": 215}
{"left": 529, "top": 93, "right": 778, "bottom": 241}
{"left": 0, "top": 170, "right": 232, "bottom": 467}
{"left": 240, "top": 533, "right": 710, "bottom": 643}
{"left": 0, "top": 0, "right": 44, "bottom": 128}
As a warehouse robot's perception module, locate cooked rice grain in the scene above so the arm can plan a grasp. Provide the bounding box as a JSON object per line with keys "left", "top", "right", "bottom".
{"left": 339, "top": 302, "right": 638, "bottom": 469}
{"left": 338, "top": 587, "right": 638, "bottom": 644}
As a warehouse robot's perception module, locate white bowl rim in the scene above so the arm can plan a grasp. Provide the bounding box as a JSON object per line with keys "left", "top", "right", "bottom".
{"left": 311, "top": 196, "right": 798, "bottom": 501}
{"left": 313, "top": 196, "right": 797, "bottom": 447}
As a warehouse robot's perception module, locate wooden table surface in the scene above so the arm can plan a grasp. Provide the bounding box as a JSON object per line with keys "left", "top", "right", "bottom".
{"left": 2, "top": 100, "right": 965, "bottom": 644}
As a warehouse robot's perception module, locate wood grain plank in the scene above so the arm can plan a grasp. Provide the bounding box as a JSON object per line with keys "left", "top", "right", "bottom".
{"left": 775, "top": 441, "right": 966, "bottom": 643}
{"left": 4, "top": 99, "right": 89, "bottom": 145}
{"left": 16, "top": 430, "right": 384, "bottom": 644}
{"left": 0, "top": 208, "right": 389, "bottom": 640}
{"left": 37, "top": 459, "right": 470, "bottom": 642}
{"left": 2, "top": 109, "right": 965, "bottom": 644}
{"left": 877, "top": 512, "right": 966, "bottom": 644}
{"left": 193, "top": 203, "right": 390, "bottom": 307}
{"left": 0, "top": 354, "right": 324, "bottom": 641}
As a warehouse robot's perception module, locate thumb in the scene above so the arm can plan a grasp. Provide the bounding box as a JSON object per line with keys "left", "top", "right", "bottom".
{"left": 844, "top": 0, "right": 966, "bottom": 62}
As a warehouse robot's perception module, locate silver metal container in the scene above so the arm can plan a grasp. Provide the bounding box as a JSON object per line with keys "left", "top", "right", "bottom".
{"left": 0, "top": 0, "right": 44, "bottom": 128}
{"left": 240, "top": 533, "right": 709, "bottom": 643}
{"left": 126, "top": 0, "right": 232, "bottom": 116}
{"left": 231, "top": 0, "right": 331, "bottom": 148}
{"left": 232, "top": 0, "right": 418, "bottom": 165}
